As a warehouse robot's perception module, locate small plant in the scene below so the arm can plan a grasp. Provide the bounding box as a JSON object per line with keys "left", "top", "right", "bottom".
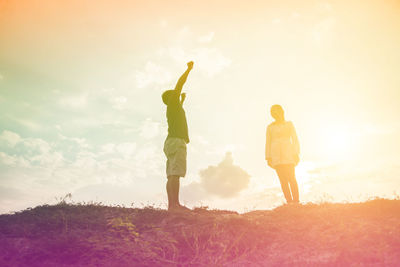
{"left": 107, "top": 216, "right": 139, "bottom": 240}
{"left": 55, "top": 193, "right": 72, "bottom": 205}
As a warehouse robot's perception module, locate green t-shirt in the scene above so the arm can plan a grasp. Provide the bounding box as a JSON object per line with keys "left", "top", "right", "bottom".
{"left": 166, "top": 91, "right": 189, "bottom": 143}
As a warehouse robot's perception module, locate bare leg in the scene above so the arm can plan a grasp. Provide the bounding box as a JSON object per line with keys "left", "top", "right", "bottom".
{"left": 166, "top": 177, "right": 173, "bottom": 209}
{"left": 287, "top": 166, "right": 299, "bottom": 203}
{"left": 167, "top": 175, "right": 180, "bottom": 209}
{"left": 275, "top": 165, "right": 293, "bottom": 203}
{"left": 173, "top": 176, "right": 180, "bottom": 206}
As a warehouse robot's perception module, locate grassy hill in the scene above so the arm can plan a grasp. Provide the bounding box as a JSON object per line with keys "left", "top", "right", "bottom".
{"left": 1, "top": 199, "right": 399, "bottom": 266}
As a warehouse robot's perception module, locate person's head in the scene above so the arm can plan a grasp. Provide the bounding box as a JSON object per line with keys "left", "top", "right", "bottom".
{"left": 270, "top": 104, "right": 285, "bottom": 121}
{"left": 162, "top": 90, "right": 174, "bottom": 105}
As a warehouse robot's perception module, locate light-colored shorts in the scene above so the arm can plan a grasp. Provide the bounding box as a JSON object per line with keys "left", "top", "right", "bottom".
{"left": 163, "top": 137, "right": 187, "bottom": 177}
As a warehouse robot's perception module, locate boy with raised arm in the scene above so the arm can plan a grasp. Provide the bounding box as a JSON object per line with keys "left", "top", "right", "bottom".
{"left": 162, "top": 61, "right": 194, "bottom": 211}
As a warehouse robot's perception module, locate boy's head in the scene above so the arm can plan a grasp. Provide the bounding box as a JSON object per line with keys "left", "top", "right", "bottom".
{"left": 162, "top": 90, "right": 174, "bottom": 105}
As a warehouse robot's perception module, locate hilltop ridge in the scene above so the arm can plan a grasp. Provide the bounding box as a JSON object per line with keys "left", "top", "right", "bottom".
{"left": 1, "top": 199, "right": 399, "bottom": 266}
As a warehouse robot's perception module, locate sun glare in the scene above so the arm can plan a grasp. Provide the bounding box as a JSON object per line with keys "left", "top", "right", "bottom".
{"left": 318, "top": 125, "right": 355, "bottom": 161}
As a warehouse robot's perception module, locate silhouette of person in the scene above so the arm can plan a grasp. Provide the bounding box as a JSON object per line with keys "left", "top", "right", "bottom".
{"left": 265, "top": 105, "right": 300, "bottom": 204}
{"left": 162, "top": 61, "right": 194, "bottom": 211}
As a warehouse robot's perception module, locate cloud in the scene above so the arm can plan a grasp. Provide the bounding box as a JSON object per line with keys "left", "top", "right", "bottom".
{"left": 101, "top": 143, "right": 115, "bottom": 154}
{"left": 153, "top": 27, "right": 231, "bottom": 78}
{"left": 0, "top": 130, "right": 66, "bottom": 170}
{"left": 167, "top": 46, "right": 231, "bottom": 77}
{"left": 116, "top": 143, "right": 137, "bottom": 159}
{"left": 59, "top": 93, "right": 89, "bottom": 109}
{"left": 197, "top": 32, "right": 215, "bottom": 43}
{"left": 99, "top": 88, "right": 129, "bottom": 110}
{"left": 0, "top": 130, "right": 21, "bottom": 147}
{"left": 272, "top": 18, "right": 281, "bottom": 24}
{"left": 181, "top": 181, "right": 208, "bottom": 204}
{"left": 312, "top": 17, "right": 336, "bottom": 44}
{"left": 110, "top": 96, "right": 128, "bottom": 110}
{"left": 0, "top": 152, "right": 17, "bottom": 165}
{"left": 58, "top": 134, "right": 90, "bottom": 149}
{"left": 14, "top": 118, "right": 41, "bottom": 131}
{"left": 139, "top": 118, "right": 160, "bottom": 139}
{"left": 0, "top": 186, "right": 33, "bottom": 214}
{"left": 317, "top": 2, "right": 333, "bottom": 12}
{"left": 135, "top": 61, "right": 173, "bottom": 89}
{"left": 291, "top": 12, "right": 301, "bottom": 19}
{"left": 191, "top": 47, "right": 231, "bottom": 77}
{"left": 199, "top": 152, "right": 250, "bottom": 198}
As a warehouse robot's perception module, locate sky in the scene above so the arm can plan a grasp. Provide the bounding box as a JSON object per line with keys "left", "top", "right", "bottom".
{"left": 0, "top": 0, "right": 400, "bottom": 213}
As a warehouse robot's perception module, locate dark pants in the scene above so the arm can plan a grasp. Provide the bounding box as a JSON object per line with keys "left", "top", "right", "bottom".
{"left": 275, "top": 164, "right": 299, "bottom": 203}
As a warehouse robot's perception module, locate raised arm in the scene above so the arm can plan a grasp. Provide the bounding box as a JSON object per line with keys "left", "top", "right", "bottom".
{"left": 174, "top": 61, "right": 194, "bottom": 95}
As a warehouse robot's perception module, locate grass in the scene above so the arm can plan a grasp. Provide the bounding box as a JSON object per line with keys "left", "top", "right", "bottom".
{"left": 1, "top": 198, "right": 399, "bottom": 266}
